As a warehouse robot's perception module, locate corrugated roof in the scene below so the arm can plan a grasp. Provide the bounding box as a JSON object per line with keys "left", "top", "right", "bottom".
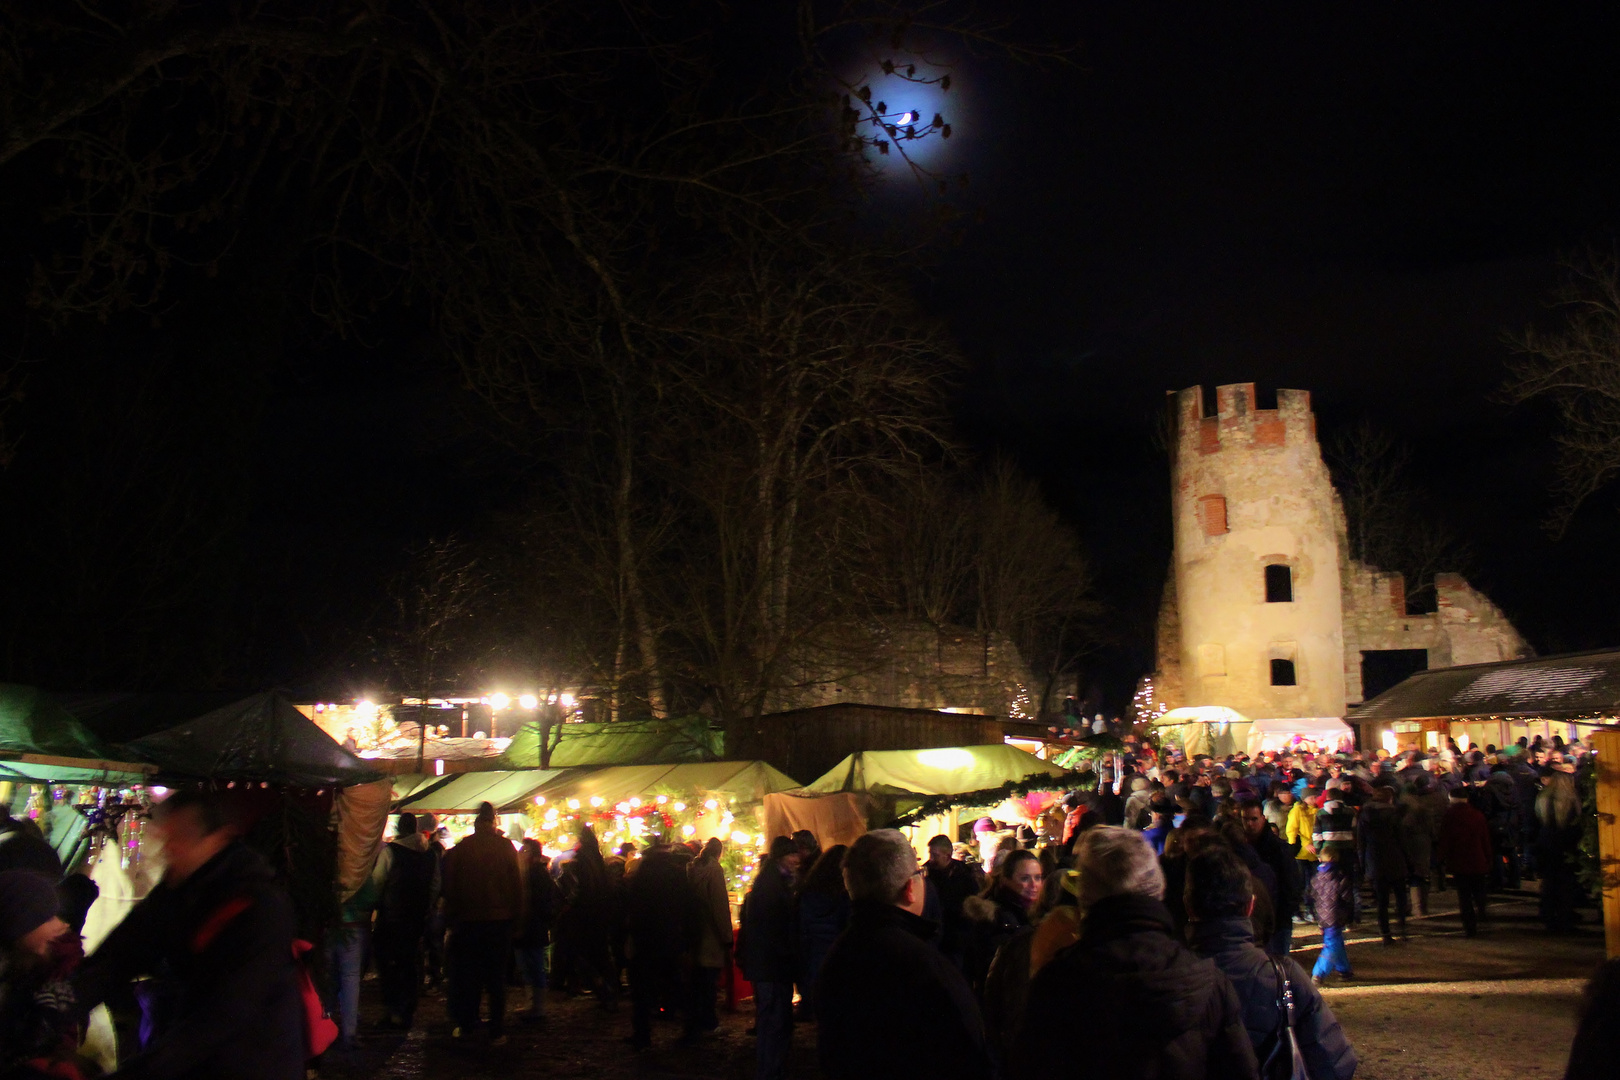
{"left": 1352, "top": 648, "right": 1620, "bottom": 721}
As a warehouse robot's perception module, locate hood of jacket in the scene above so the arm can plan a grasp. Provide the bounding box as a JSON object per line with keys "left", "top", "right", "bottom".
{"left": 962, "top": 891, "right": 1027, "bottom": 928}
{"left": 1060, "top": 893, "right": 1230, "bottom": 1044}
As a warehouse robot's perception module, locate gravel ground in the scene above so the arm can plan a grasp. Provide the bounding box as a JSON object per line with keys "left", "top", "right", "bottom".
{"left": 315, "top": 884, "right": 1606, "bottom": 1080}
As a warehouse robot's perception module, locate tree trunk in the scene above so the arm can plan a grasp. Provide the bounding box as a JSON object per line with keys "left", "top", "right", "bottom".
{"left": 615, "top": 420, "right": 667, "bottom": 718}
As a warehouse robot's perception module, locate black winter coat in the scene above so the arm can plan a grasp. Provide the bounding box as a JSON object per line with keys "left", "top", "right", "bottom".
{"left": 74, "top": 842, "right": 304, "bottom": 1080}
{"left": 1190, "top": 916, "right": 1358, "bottom": 1080}
{"left": 739, "top": 859, "right": 796, "bottom": 984}
{"left": 626, "top": 850, "right": 698, "bottom": 964}
{"left": 815, "top": 900, "right": 990, "bottom": 1080}
{"left": 1014, "top": 894, "right": 1258, "bottom": 1080}
{"left": 1357, "top": 802, "right": 1409, "bottom": 882}
{"left": 961, "top": 891, "right": 1028, "bottom": 997}
{"left": 1251, "top": 827, "right": 1300, "bottom": 916}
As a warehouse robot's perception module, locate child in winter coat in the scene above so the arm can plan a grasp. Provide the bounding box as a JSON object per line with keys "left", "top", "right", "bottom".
{"left": 1310, "top": 844, "right": 1355, "bottom": 986}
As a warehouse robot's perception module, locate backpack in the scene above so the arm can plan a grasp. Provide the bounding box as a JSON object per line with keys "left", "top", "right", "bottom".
{"left": 1257, "top": 956, "right": 1310, "bottom": 1080}
{"left": 292, "top": 938, "right": 339, "bottom": 1059}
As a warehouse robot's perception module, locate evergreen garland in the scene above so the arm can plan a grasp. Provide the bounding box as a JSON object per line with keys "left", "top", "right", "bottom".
{"left": 887, "top": 769, "right": 1096, "bottom": 829}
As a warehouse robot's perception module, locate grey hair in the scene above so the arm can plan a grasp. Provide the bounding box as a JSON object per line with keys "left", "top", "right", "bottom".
{"left": 1073, "top": 826, "right": 1165, "bottom": 908}
{"left": 842, "top": 829, "right": 918, "bottom": 904}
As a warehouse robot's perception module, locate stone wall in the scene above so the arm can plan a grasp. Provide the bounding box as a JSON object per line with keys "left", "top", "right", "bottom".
{"left": 1166, "top": 384, "right": 1349, "bottom": 720}
{"left": 765, "top": 618, "right": 1036, "bottom": 720}
{"left": 1434, "top": 573, "right": 1534, "bottom": 667}
{"left": 1155, "top": 568, "right": 1185, "bottom": 709}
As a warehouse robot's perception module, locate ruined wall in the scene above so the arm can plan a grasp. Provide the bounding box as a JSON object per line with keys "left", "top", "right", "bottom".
{"left": 765, "top": 619, "right": 1036, "bottom": 719}
{"left": 1338, "top": 562, "right": 1534, "bottom": 703}
{"left": 1167, "top": 384, "right": 1348, "bottom": 720}
{"left": 1434, "top": 573, "right": 1534, "bottom": 667}
{"left": 1339, "top": 559, "right": 1448, "bottom": 702}
{"left": 1154, "top": 567, "right": 1185, "bottom": 710}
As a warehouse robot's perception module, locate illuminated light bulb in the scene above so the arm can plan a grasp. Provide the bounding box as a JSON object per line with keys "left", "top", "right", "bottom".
{"left": 681, "top": 825, "right": 696, "bottom": 837}
{"left": 568, "top": 799, "right": 580, "bottom": 810}
{"left": 630, "top": 797, "right": 641, "bottom": 807}
{"left": 490, "top": 692, "right": 511, "bottom": 710}
{"left": 519, "top": 694, "right": 539, "bottom": 710}
{"left": 704, "top": 799, "right": 718, "bottom": 810}
{"left": 754, "top": 834, "right": 764, "bottom": 847}
{"left": 559, "top": 692, "right": 576, "bottom": 708}
{"left": 673, "top": 802, "right": 686, "bottom": 812}
{"left": 655, "top": 795, "right": 667, "bottom": 804}
{"left": 590, "top": 796, "right": 604, "bottom": 808}
{"left": 534, "top": 796, "right": 545, "bottom": 806}
{"left": 730, "top": 830, "right": 751, "bottom": 844}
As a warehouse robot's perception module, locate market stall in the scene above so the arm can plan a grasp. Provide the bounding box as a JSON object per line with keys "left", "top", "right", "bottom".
{"left": 1152, "top": 706, "right": 1354, "bottom": 758}
{"left": 790, "top": 744, "right": 1072, "bottom": 858}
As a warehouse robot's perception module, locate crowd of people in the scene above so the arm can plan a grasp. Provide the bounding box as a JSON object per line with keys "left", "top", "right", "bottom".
{"left": 754, "top": 733, "right": 1613, "bottom": 1080}
{"left": 0, "top": 731, "right": 1612, "bottom": 1079}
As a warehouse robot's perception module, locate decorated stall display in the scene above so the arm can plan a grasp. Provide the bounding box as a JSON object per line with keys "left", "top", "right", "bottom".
{"left": 397, "top": 760, "right": 800, "bottom": 893}
{"left": 1152, "top": 706, "right": 1353, "bottom": 758}
{"left": 788, "top": 745, "right": 1078, "bottom": 859}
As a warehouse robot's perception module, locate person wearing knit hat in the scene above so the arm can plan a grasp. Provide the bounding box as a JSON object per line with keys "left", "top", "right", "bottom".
{"left": 0, "top": 871, "right": 63, "bottom": 957}
{"left": 375, "top": 810, "right": 439, "bottom": 1031}
{"left": 0, "top": 871, "right": 83, "bottom": 1079}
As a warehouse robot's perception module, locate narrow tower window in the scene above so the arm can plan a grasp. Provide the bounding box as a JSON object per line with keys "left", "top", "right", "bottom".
{"left": 1270, "top": 658, "right": 1297, "bottom": 686}
{"left": 1264, "top": 564, "right": 1292, "bottom": 603}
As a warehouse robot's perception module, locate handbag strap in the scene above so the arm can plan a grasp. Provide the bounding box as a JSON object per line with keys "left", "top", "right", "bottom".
{"left": 1268, "top": 956, "right": 1297, "bottom": 1029}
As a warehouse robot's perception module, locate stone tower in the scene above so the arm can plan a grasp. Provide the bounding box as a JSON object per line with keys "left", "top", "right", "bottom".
{"left": 1165, "top": 384, "right": 1348, "bottom": 721}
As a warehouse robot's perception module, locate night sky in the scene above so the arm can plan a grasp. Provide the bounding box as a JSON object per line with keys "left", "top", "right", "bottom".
{"left": 926, "top": 3, "right": 1620, "bottom": 701}
{"left": 4, "top": 3, "right": 1620, "bottom": 706}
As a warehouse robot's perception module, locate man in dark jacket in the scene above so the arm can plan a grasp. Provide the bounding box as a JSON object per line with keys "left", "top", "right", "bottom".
{"left": 1238, "top": 796, "right": 1298, "bottom": 956}
{"left": 442, "top": 801, "right": 522, "bottom": 1042}
{"left": 374, "top": 811, "right": 439, "bottom": 1030}
{"left": 740, "top": 836, "right": 800, "bottom": 1080}
{"left": 1186, "top": 844, "right": 1358, "bottom": 1079}
{"left": 816, "top": 829, "right": 990, "bottom": 1080}
{"left": 1357, "top": 787, "right": 1410, "bottom": 943}
{"left": 923, "top": 834, "right": 978, "bottom": 967}
{"left": 74, "top": 789, "right": 304, "bottom": 1080}
{"left": 1437, "top": 788, "right": 1492, "bottom": 937}
{"left": 1015, "top": 826, "right": 1257, "bottom": 1080}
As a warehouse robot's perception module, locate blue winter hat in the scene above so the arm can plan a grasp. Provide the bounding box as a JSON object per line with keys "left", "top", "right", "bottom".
{"left": 0, "top": 870, "right": 58, "bottom": 945}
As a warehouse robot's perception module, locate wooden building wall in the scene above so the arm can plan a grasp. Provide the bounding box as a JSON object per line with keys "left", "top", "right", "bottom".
{"left": 729, "top": 703, "right": 1005, "bottom": 786}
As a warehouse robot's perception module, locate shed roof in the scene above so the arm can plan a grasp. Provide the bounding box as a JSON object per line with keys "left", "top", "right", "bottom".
{"left": 1352, "top": 648, "right": 1620, "bottom": 722}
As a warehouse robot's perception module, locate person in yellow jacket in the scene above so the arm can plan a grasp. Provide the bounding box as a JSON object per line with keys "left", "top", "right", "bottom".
{"left": 1286, "top": 789, "right": 1321, "bottom": 923}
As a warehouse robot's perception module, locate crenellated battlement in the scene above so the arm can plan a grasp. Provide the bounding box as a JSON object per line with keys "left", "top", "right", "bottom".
{"left": 1168, "top": 384, "right": 1315, "bottom": 455}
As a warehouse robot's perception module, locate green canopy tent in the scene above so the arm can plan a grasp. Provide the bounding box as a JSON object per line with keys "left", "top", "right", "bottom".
{"left": 785, "top": 745, "right": 1071, "bottom": 848}
{"left": 124, "top": 692, "right": 382, "bottom": 787}
{"left": 803, "top": 744, "right": 1067, "bottom": 797}
{"left": 0, "top": 685, "right": 158, "bottom": 869}
{"left": 501, "top": 717, "right": 721, "bottom": 769}
{"left": 390, "top": 773, "right": 457, "bottom": 806}
{"left": 395, "top": 769, "right": 574, "bottom": 814}
{"left": 0, "top": 683, "right": 131, "bottom": 763}
{"left": 525, "top": 761, "right": 799, "bottom": 809}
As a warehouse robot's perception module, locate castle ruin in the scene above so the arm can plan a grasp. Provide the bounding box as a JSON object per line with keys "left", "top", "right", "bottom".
{"left": 1153, "top": 384, "right": 1530, "bottom": 727}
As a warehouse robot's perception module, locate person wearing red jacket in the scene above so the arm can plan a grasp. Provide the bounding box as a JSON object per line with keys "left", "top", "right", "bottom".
{"left": 1437, "top": 788, "right": 1492, "bottom": 937}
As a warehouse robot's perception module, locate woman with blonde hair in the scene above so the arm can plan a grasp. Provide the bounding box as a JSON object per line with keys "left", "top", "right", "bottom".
{"left": 1534, "top": 769, "right": 1584, "bottom": 933}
